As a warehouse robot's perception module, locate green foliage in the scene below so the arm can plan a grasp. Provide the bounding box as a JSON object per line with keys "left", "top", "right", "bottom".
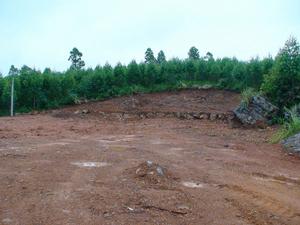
{"left": 272, "top": 105, "right": 300, "bottom": 143}
{"left": 205, "top": 52, "right": 214, "bottom": 60}
{"left": 68, "top": 47, "right": 85, "bottom": 70}
{"left": 241, "top": 88, "right": 260, "bottom": 106}
{"left": 188, "top": 46, "right": 200, "bottom": 60}
{"left": 157, "top": 50, "right": 166, "bottom": 64}
{"left": 145, "top": 48, "right": 156, "bottom": 64}
{"left": 127, "top": 60, "right": 141, "bottom": 85}
{"left": 261, "top": 37, "right": 300, "bottom": 109}
{"left": 0, "top": 38, "right": 299, "bottom": 116}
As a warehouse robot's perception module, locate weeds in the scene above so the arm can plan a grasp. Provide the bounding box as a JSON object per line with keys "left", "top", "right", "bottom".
{"left": 241, "top": 88, "right": 261, "bottom": 107}
{"left": 271, "top": 105, "right": 300, "bottom": 143}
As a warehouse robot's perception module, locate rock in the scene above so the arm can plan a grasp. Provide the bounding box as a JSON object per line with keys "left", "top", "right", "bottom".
{"left": 30, "top": 110, "right": 39, "bottom": 115}
{"left": 282, "top": 133, "right": 300, "bottom": 155}
{"left": 192, "top": 112, "right": 201, "bottom": 119}
{"left": 210, "top": 113, "right": 217, "bottom": 121}
{"left": 199, "top": 114, "right": 205, "bottom": 119}
{"left": 146, "top": 160, "right": 153, "bottom": 167}
{"left": 156, "top": 166, "right": 164, "bottom": 176}
{"left": 82, "top": 109, "right": 90, "bottom": 114}
{"left": 233, "top": 96, "right": 278, "bottom": 127}
{"left": 136, "top": 161, "right": 166, "bottom": 178}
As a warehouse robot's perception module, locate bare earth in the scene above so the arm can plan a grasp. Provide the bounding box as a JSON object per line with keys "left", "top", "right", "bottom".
{"left": 0, "top": 89, "right": 300, "bottom": 225}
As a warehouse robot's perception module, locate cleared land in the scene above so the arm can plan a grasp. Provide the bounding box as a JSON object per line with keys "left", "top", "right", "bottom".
{"left": 0, "top": 89, "right": 300, "bottom": 225}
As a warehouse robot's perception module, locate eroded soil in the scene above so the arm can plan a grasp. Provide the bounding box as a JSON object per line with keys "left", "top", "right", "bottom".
{"left": 0, "top": 89, "right": 300, "bottom": 225}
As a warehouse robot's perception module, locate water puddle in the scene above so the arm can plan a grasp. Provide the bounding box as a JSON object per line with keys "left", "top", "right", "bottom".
{"left": 71, "top": 161, "right": 110, "bottom": 168}
{"left": 182, "top": 181, "right": 204, "bottom": 188}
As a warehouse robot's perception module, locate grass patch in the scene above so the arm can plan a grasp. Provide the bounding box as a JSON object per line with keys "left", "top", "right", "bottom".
{"left": 271, "top": 105, "right": 300, "bottom": 143}
{"left": 241, "top": 88, "right": 261, "bottom": 106}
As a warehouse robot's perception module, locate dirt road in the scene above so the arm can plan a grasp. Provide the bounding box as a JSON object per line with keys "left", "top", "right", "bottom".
{"left": 0, "top": 89, "right": 300, "bottom": 225}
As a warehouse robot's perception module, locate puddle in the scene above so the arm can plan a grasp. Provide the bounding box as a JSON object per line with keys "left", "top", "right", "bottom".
{"left": 71, "top": 162, "right": 110, "bottom": 168}
{"left": 182, "top": 181, "right": 204, "bottom": 188}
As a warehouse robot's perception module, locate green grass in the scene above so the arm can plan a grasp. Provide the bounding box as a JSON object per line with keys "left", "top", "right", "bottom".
{"left": 271, "top": 105, "right": 300, "bottom": 143}
{"left": 240, "top": 88, "right": 261, "bottom": 106}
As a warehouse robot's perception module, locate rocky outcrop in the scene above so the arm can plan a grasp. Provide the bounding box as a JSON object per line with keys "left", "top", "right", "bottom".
{"left": 233, "top": 96, "right": 278, "bottom": 128}
{"left": 282, "top": 133, "right": 300, "bottom": 155}
{"left": 95, "top": 111, "right": 234, "bottom": 122}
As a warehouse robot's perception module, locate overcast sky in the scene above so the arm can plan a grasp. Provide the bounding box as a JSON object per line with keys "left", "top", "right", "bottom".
{"left": 0, "top": 0, "right": 299, "bottom": 74}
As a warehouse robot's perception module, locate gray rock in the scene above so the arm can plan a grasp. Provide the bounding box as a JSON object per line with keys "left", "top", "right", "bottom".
{"left": 146, "top": 160, "right": 153, "bottom": 167}
{"left": 233, "top": 96, "right": 278, "bottom": 127}
{"left": 156, "top": 166, "right": 164, "bottom": 176}
{"left": 82, "top": 109, "right": 90, "bottom": 114}
{"left": 282, "top": 133, "right": 300, "bottom": 155}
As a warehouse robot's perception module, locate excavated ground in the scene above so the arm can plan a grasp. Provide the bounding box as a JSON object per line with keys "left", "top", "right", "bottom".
{"left": 0, "top": 89, "right": 300, "bottom": 225}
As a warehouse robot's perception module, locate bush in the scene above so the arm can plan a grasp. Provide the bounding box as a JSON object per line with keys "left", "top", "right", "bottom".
{"left": 271, "top": 105, "right": 300, "bottom": 143}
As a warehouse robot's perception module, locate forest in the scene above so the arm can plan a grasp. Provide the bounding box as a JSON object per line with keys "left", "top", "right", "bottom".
{"left": 0, "top": 37, "right": 299, "bottom": 116}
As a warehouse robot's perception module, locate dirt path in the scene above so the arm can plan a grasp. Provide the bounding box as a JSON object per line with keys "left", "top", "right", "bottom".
{"left": 0, "top": 89, "right": 300, "bottom": 225}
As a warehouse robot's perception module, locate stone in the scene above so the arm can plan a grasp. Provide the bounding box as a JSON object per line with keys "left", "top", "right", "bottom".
{"left": 199, "top": 114, "right": 205, "bottom": 119}
{"left": 82, "top": 109, "right": 90, "bottom": 114}
{"left": 210, "top": 113, "right": 217, "bottom": 121}
{"left": 282, "top": 133, "right": 300, "bottom": 155}
{"left": 233, "top": 96, "right": 278, "bottom": 127}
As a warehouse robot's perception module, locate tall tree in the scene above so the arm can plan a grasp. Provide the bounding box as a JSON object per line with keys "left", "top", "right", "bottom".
{"left": 157, "top": 50, "right": 166, "bottom": 64}
{"left": 188, "top": 47, "right": 200, "bottom": 60}
{"left": 261, "top": 37, "right": 300, "bottom": 109}
{"left": 68, "top": 48, "right": 85, "bottom": 70}
{"left": 8, "top": 65, "right": 19, "bottom": 76}
{"left": 114, "top": 63, "right": 126, "bottom": 87}
{"left": 145, "top": 48, "right": 156, "bottom": 64}
{"left": 205, "top": 52, "right": 214, "bottom": 60}
{"left": 127, "top": 60, "right": 141, "bottom": 84}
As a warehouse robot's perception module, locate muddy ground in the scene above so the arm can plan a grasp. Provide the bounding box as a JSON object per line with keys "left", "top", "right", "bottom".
{"left": 0, "top": 89, "right": 300, "bottom": 225}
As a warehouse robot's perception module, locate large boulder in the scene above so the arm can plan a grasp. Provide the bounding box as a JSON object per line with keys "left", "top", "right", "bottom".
{"left": 233, "top": 96, "right": 278, "bottom": 127}
{"left": 282, "top": 133, "right": 300, "bottom": 155}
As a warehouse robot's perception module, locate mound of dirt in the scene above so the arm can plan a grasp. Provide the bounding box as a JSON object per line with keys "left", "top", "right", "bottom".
{"left": 126, "top": 161, "right": 179, "bottom": 189}
{"left": 59, "top": 89, "right": 240, "bottom": 115}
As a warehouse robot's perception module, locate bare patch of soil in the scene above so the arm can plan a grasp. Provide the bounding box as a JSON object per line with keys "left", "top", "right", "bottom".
{"left": 0, "top": 89, "right": 300, "bottom": 225}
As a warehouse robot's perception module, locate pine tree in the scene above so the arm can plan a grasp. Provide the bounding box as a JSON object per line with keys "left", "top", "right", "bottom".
{"left": 188, "top": 47, "right": 200, "bottom": 60}
{"left": 157, "top": 50, "right": 166, "bottom": 64}
{"left": 145, "top": 48, "right": 156, "bottom": 63}
{"left": 68, "top": 48, "right": 85, "bottom": 70}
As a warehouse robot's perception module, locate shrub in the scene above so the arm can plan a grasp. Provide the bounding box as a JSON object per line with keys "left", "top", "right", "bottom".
{"left": 271, "top": 105, "right": 300, "bottom": 143}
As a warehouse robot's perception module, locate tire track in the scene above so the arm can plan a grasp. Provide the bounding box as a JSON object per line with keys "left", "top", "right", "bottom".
{"left": 219, "top": 184, "right": 300, "bottom": 224}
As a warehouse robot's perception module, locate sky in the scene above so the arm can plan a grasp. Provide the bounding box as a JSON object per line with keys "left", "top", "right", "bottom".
{"left": 0, "top": 0, "right": 299, "bottom": 74}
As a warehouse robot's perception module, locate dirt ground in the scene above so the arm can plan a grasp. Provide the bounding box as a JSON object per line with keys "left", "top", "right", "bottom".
{"left": 0, "top": 89, "right": 300, "bottom": 225}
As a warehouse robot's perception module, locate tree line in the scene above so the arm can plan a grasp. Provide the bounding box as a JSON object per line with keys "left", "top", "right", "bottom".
{"left": 0, "top": 37, "right": 299, "bottom": 115}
